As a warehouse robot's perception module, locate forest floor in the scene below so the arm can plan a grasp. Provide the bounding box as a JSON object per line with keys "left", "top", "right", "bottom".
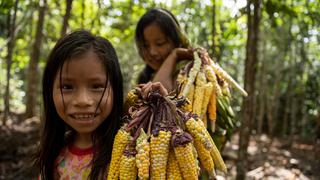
{"left": 0, "top": 115, "right": 319, "bottom": 180}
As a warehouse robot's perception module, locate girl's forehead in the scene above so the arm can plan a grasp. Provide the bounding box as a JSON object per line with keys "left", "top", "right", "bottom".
{"left": 145, "top": 22, "right": 162, "bottom": 31}
{"left": 56, "top": 52, "right": 107, "bottom": 78}
{"left": 144, "top": 23, "right": 167, "bottom": 39}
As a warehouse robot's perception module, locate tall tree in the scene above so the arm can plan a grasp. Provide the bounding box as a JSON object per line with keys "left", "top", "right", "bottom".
{"left": 25, "top": 0, "right": 47, "bottom": 118}
{"left": 236, "top": 0, "right": 261, "bottom": 179}
{"left": 211, "top": 0, "right": 221, "bottom": 62}
{"left": 61, "top": 0, "right": 73, "bottom": 37}
{"left": 3, "top": 0, "right": 19, "bottom": 123}
{"left": 256, "top": 39, "right": 266, "bottom": 134}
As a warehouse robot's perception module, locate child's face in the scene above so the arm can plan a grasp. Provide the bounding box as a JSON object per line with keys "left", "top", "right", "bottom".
{"left": 53, "top": 51, "right": 113, "bottom": 137}
{"left": 142, "top": 22, "right": 175, "bottom": 70}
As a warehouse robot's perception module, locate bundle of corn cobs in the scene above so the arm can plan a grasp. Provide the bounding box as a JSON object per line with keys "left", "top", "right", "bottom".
{"left": 176, "top": 48, "right": 247, "bottom": 150}
{"left": 108, "top": 87, "right": 227, "bottom": 180}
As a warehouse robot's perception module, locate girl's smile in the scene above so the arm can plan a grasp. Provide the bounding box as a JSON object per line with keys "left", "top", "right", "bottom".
{"left": 70, "top": 113, "right": 96, "bottom": 120}
{"left": 53, "top": 50, "right": 113, "bottom": 141}
{"left": 69, "top": 113, "right": 97, "bottom": 125}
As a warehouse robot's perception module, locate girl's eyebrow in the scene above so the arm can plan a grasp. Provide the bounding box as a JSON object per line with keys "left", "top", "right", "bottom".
{"left": 59, "top": 77, "right": 72, "bottom": 81}
{"left": 60, "top": 76, "right": 107, "bottom": 81}
{"left": 88, "top": 77, "right": 107, "bottom": 82}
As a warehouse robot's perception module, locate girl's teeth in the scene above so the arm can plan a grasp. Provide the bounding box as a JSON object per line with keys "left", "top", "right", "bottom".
{"left": 74, "top": 114, "right": 94, "bottom": 119}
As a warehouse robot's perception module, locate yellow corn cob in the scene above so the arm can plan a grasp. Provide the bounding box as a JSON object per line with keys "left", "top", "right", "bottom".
{"left": 221, "top": 81, "right": 231, "bottom": 97}
{"left": 192, "top": 71, "right": 206, "bottom": 116}
{"left": 119, "top": 154, "right": 137, "bottom": 180}
{"left": 195, "top": 70, "right": 207, "bottom": 88}
{"left": 201, "top": 82, "right": 213, "bottom": 118}
{"left": 176, "top": 72, "right": 186, "bottom": 85}
{"left": 210, "top": 61, "right": 247, "bottom": 96}
{"left": 194, "top": 139, "right": 215, "bottom": 174}
{"left": 174, "top": 142, "right": 198, "bottom": 180}
{"left": 187, "top": 83, "right": 195, "bottom": 103}
{"left": 208, "top": 83, "right": 217, "bottom": 122}
{"left": 125, "top": 90, "right": 138, "bottom": 106}
{"left": 166, "top": 149, "right": 183, "bottom": 180}
{"left": 135, "top": 130, "right": 150, "bottom": 180}
{"left": 191, "top": 142, "right": 201, "bottom": 175}
{"left": 108, "top": 129, "right": 131, "bottom": 180}
{"left": 187, "top": 117, "right": 227, "bottom": 173}
{"left": 202, "top": 114, "right": 208, "bottom": 128}
{"left": 209, "top": 140, "right": 227, "bottom": 173}
{"left": 150, "top": 130, "right": 171, "bottom": 179}
{"left": 181, "top": 100, "right": 192, "bottom": 112}
{"left": 205, "top": 65, "right": 222, "bottom": 97}
{"left": 208, "top": 82, "right": 217, "bottom": 132}
{"left": 181, "top": 84, "right": 194, "bottom": 112}
{"left": 124, "top": 90, "right": 139, "bottom": 114}
{"left": 203, "top": 129, "right": 227, "bottom": 173}
{"left": 177, "top": 73, "right": 187, "bottom": 97}
{"left": 182, "top": 51, "right": 202, "bottom": 97}
{"left": 185, "top": 118, "right": 212, "bottom": 150}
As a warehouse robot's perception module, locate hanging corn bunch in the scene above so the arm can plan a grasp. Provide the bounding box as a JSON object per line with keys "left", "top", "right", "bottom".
{"left": 108, "top": 87, "right": 228, "bottom": 180}
{"left": 176, "top": 48, "right": 247, "bottom": 150}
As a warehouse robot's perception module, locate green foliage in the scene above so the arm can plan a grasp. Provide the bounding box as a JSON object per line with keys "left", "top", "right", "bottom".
{"left": 0, "top": 0, "right": 319, "bottom": 139}
{"left": 0, "top": 0, "right": 14, "bottom": 37}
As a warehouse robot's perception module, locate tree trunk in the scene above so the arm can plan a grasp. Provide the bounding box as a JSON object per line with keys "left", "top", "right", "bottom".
{"left": 211, "top": 0, "right": 221, "bottom": 62}
{"left": 25, "top": 0, "right": 47, "bottom": 118}
{"left": 282, "top": 86, "right": 291, "bottom": 136}
{"left": 3, "top": 0, "right": 19, "bottom": 123}
{"left": 257, "top": 40, "right": 266, "bottom": 134}
{"left": 236, "top": 0, "right": 261, "bottom": 179}
{"left": 61, "top": 0, "right": 73, "bottom": 37}
{"left": 299, "top": 38, "right": 308, "bottom": 138}
{"left": 281, "top": 2, "right": 294, "bottom": 136}
{"left": 269, "top": 57, "right": 286, "bottom": 136}
{"left": 282, "top": 45, "right": 294, "bottom": 137}
{"left": 289, "top": 83, "right": 297, "bottom": 146}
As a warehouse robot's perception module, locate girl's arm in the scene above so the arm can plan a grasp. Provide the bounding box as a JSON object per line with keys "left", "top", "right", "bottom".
{"left": 152, "top": 48, "right": 193, "bottom": 91}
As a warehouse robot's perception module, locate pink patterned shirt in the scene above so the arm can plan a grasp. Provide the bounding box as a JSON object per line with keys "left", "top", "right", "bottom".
{"left": 54, "top": 145, "right": 94, "bottom": 179}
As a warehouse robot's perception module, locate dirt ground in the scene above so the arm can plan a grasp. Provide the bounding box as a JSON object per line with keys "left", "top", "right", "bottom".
{"left": 0, "top": 115, "right": 319, "bottom": 180}
{"left": 221, "top": 134, "right": 320, "bottom": 180}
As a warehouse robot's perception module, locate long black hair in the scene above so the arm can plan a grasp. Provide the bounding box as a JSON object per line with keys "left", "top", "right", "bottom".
{"left": 35, "top": 30, "right": 123, "bottom": 179}
{"left": 135, "top": 8, "right": 190, "bottom": 84}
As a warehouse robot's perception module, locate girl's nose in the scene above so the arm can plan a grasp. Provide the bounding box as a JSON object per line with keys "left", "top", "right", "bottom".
{"left": 72, "top": 89, "right": 94, "bottom": 107}
{"left": 149, "top": 45, "right": 158, "bottom": 57}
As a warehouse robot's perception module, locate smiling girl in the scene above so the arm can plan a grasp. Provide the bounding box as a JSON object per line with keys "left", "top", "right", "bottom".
{"left": 135, "top": 8, "right": 194, "bottom": 91}
{"left": 35, "top": 30, "right": 123, "bottom": 179}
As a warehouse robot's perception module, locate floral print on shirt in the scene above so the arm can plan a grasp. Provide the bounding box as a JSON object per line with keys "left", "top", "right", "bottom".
{"left": 55, "top": 145, "right": 93, "bottom": 180}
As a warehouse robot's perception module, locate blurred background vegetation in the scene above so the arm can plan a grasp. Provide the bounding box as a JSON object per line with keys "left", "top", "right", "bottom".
{"left": 0, "top": 0, "right": 319, "bottom": 179}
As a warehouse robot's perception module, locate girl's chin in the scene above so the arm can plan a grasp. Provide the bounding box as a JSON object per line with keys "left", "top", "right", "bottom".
{"left": 73, "top": 118, "right": 95, "bottom": 126}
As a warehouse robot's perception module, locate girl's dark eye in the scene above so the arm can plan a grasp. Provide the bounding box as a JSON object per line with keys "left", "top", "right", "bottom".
{"left": 143, "top": 44, "right": 150, "bottom": 50}
{"left": 92, "top": 84, "right": 105, "bottom": 91}
{"left": 61, "top": 84, "right": 73, "bottom": 91}
{"left": 156, "top": 42, "right": 166, "bottom": 46}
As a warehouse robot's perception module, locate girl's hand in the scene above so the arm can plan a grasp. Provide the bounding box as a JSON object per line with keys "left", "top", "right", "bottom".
{"left": 139, "top": 82, "right": 168, "bottom": 99}
{"left": 170, "top": 48, "right": 194, "bottom": 61}
{"left": 152, "top": 48, "right": 193, "bottom": 92}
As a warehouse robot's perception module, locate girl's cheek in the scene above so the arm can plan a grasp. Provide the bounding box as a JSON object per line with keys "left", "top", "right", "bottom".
{"left": 141, "top": 50, "right": 150, "bottom": 60}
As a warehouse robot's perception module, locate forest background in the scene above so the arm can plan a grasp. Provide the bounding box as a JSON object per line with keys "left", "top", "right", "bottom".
{"left": 0, "top": 0, "right": 319, "bottom": 179}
